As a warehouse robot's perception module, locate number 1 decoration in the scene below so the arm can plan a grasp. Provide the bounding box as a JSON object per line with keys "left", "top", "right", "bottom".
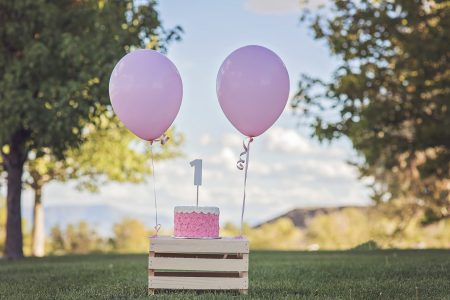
{"left": 190, "top": 159, "right": 202, "bottom": 207}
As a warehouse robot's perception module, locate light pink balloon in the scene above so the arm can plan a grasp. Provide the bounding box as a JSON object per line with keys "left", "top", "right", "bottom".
{"left": 216, "top": 45, "right": 290, "bottom": 137}
{"left": 109, "top": 49, "right": 182, "bottom": 141}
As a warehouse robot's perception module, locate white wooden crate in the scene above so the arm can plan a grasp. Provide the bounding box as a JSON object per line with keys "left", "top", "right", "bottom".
{"left": 148, "top": 236, "right": 249, "bottom": 295}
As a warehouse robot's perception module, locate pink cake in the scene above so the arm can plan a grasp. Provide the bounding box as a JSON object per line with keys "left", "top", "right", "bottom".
{"left": 174, "top": 206, "right": 220, "bottom": 238}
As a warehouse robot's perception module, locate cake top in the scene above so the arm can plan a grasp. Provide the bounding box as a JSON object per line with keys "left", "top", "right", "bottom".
{"left": 174, "top": 206, "right": 219, "bottom": 215}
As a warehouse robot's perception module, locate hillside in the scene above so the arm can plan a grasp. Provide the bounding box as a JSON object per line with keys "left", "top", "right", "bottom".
{"left": 256, "top": 206, "right": 370, "bottom": 228}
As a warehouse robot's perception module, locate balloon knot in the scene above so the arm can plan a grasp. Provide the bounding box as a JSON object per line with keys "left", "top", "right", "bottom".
{"left": 153, "top": 224, "right": 161, "bottom": 236}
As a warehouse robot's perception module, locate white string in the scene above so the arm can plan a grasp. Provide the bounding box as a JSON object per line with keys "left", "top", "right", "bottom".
{"left": 150, "top": 143, "right": 161, "bottom": 235}
{"left": 237, "top": 137, "right": 253, "bottom": 236}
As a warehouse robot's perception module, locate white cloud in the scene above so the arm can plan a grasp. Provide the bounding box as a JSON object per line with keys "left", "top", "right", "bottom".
{"left": 221, "top": 132, "right": 244, "bottom": 148}
{"left": 244, "top": 0, "right": 328, "bottom": 16}
{"left": 289, "top": 159, "right": 356, "bottom": 180}
{"left": 248, "top": 161, "right": 272, "bottom": 176}
{"left": 265, "top": 127, "right": 312, "bottom": 154}
{"left": 209, "top": 147, "right": 239, "bottom": 171}
{"left": 199, "top": 133, "right": 212, "bottom": 146}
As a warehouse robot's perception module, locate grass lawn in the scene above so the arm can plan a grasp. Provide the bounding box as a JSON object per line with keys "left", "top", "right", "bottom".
{"left": 0, "top": 250, "right": 449, "bottom": 299}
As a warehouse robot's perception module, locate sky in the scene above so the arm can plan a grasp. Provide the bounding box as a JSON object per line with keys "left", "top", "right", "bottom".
{"left": 10, "top": 0, "right": 372, "bottom": 234}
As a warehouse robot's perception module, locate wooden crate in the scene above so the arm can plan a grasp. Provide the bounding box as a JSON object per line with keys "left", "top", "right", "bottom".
{"left": 148, "top": 236, "right": 249, "bottom": 295}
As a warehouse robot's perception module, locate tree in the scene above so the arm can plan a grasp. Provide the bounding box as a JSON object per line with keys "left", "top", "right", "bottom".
{"left": 293, "top": 0, "right": 450, "bottom": 227}
{"left": 306, "top": 208, "right": 372, "bottom": 249}
{"left": 0, "top": 0, "right": 182, "bottom": 259}
{"left": 249, "top": 218, "right": 305, "bottom": 250}
{"left": 0, "top": 199, "right": 5, "bottom": 253}
{"left": 221, "top": 219, "right": 305, "bottom": 250}
{"left": 25, "top": 119, "right": 182, "bottom": 257}
{"left": 47, "top": 221, "right": 107, "bottom": 254}
{"left": 112, "top": 218, "right": 149, "bottom": 253}
{"left": 0, "top": 198, "right": 32, "bottom": 255}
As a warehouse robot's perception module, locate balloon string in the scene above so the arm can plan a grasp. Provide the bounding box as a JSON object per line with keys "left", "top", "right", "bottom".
{"left": 237, "top": 137, "right": 253, "bottom": 236}
{"left": 150, "top": 143, "right": 161, "bottom": 236}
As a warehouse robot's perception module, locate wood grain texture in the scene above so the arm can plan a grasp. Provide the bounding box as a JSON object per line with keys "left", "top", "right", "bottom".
{"left": 148, "top": 236, "right": 250, "bottom": 292}
{"left": 149, "top": 251, "right": 155, "bottom": 277}
{"left": 149, "top": 276, "right": 248, "bottom": 290}
{"left": 239, "top": 255, "right": 251, "bottom": 295}
{"left": 154, "top": 253, "right": 241, "bottom": 259}
{"left": 154, "top": 271, "right": 240, "bottom": 278}
{"left": 149, "top": 256, "right": 248, "bottom": 271}
{"left": 149, "top": 237, "right": 249, "bottom": 254}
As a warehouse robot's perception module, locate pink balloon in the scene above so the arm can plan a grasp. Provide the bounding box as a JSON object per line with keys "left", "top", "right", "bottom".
{"left": 216, "top": 45, "right": 290, "bottom": 137}
{"left": 109, "top": 49, "right": 182, "bottom": 141}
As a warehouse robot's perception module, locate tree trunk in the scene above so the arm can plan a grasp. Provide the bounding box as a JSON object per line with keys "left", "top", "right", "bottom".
{"left": 31, "top": 185, "right": 45, "bottom": 257}
{"left": 3, "top": 129, "right": 28, "bottom": 260}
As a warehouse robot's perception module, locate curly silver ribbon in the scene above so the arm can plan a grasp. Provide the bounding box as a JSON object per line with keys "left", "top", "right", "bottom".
{"left": 151, "top": 133, "right": 169, "bottom": 146}
{"left": 236, "top": 137, "right": 253, "bottom": 236}
{"left": 236, "top": 141, "right": 248, "bottom": 170}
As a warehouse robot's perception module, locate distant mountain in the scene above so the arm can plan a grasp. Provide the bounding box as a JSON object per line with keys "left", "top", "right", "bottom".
{"left": 255, "top": 206, "right": 370, "bottom": 229}
{"left": 22, "top": 204, "right": 170, "bottom": 237}
{"left": 21, "top": 204, "right": 370, "bottom": 237}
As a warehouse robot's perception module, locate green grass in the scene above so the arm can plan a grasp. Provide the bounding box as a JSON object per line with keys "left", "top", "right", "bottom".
{"left": 0, "top": 250, "right": 449, "bottom": 299}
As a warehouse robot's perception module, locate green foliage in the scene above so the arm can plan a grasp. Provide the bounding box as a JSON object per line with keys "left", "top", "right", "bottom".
{"left": 48, "top": 221, "right": 109, "bottom": 255}
{"left": 305, "top": 207, "right": 450, "bottom": 250}
{"left": 0, "top": 0, "right": 182, "bottom": 258}
{"left": 0, "top": 251, "right": 449, "bottom": 299}
{"left": 222, "top": 209, "right": 450, "bottom": 251}
{"left": 0, "top": 0, "right": 182, "bottom": 156}
{"left": 46, "top": 218, "right": 172, "bottom": 255}
{"left": 25, "top": 118, "right": 183, "bottom": 193}
{"left": 112, "top": 218, "right": 149, "bottom": 253}
{"left": 293, "top": 1, "right": 450, "bottom": 224}
{"left": 222, "top": 218, "right": 305, "bottom": 250}
{"left": 307, "top": 208, "right": 372, "bottom": 249}
{"left": 351, "top": 240, "right": 380, "bottom": 251}
{"left": 42, "top": 212, "right": 450, "bottom": 256}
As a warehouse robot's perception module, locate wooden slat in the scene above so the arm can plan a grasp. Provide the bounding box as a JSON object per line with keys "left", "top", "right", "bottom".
{"left": 149, "top": 276, "right": 248, "bottom": 290}
{"left": 154, "top": 272, "right": 240, "bottom": 278}
{"left": 148, "top": 251, "right": 155, "bottom": 295}
{"left": 150, "top": 237, "right": 249, "bottom": 254}
{"left": 149, "top": 256, "right": 248, "bottom": 271}
{"left": 155, "top": 253, "right": 241, "bottom": 259}
{"left": 239, "top": 254, "right": 249, "bottom": 295}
